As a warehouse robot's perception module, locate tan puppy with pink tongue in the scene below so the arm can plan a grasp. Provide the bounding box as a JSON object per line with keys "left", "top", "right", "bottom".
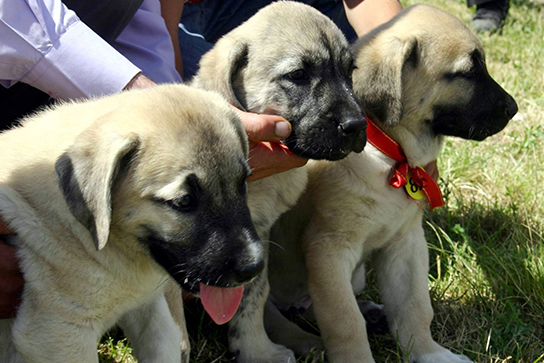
{"left": 0, "top": 84, "right": 262, "bottom": 363}
{"left": 189, "top": 2, "right": 367, "bottom": 362}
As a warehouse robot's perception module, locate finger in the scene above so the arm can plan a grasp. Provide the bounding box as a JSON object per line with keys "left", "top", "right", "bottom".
{"left": 0, "top": 273, "right": 24, "bottom": 292}
{"left": 0, "top": 218, "right": 12, "bottom": 235}
{"left": 0, "top": 295, "right": 21, "bottom": 319}
{"left": 247, "top": 142, "right": 308, "bottom": 182}
{"left": 231, "top": 108, "right": 292, "bottom": 142}
{"left": 0, "top": 242, "right": 21, "bottom": 274}
{"left": 0, "top": 276, "right": 22, "bottom": 318}
{"left": 424, "top": 160, "right": 439, "bottom": 181}
{"left": 0, "top": 240, "right": 24, "bottom": 319}
{"left": 0, "top": 242, "right": 23, "bottom": 319}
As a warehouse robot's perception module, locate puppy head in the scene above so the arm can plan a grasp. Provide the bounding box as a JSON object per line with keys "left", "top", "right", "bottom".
{"left": 192, "top": 1, "right": 367, "bottom": 161}
{"left": 353, "top": 5, "right": 517, "bottom": 142}
{"left": 55, "top": 85, "right": 263, "bottom": 292}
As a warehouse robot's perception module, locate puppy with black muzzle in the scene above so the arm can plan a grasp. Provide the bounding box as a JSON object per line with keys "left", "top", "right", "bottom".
{"left": 0, "top": 84, "right": 262, "bottom": 363}
{"left": 267, "top": 5, "right": 517, "bottom": 363}
{"left": 187, "top": 2, "right": 367, "bottom": 362}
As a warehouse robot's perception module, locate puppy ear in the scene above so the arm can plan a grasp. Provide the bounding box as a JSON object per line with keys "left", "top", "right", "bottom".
{"left": 192, "top": 39, "right": 249, "bottom": 110}
{"left": 55, "top": 131, "right": 140, "bottom": 250}
{"left": 352, "top": 37, "right": 418, "bottom": 126}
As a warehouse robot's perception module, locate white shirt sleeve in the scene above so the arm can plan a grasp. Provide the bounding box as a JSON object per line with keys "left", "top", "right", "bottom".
{"left": 0, "top": 0, "right": 141, "bottom": 99}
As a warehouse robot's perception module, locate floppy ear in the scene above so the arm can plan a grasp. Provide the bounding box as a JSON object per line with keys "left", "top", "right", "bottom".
{"left": 352, "top": 37, "right": 418, "bottom": 126}
{"left": 55, "top": 131, "right": 140, "bottom": 250}
{"left": 192, "top": 39, "right": 249, "bottom": 110}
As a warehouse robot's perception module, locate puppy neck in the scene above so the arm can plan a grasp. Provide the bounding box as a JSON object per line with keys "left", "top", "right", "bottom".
{"left": 366, "top": 111, "right": 443, "bottom": 168}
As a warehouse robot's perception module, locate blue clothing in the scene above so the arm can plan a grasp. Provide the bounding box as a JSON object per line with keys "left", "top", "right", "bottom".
{"left": 179, "top": 0, "right": 357, "bottom": 80}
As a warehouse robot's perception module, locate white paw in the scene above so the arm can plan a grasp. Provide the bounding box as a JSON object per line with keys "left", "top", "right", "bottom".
{"left": 180, "top": 348, "right": 190, "bottom": 363}
{"left": 415, "top": 350, "right": 473, "bottom": 363}
{"left": 235, "top": 343, "right": 296, "bottom": 363}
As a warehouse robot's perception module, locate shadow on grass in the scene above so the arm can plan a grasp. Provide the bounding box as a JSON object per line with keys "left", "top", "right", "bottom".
{"left": 180, "top": 197, "right": 544, "bottom": 363}
{"left": 184, "top": 301, "right": 233, "bottom": 362}
{"left": 424, "top": 198, "right": 544, "bottom": 362}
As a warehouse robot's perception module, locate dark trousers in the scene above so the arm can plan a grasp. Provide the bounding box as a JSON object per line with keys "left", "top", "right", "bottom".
{"left": 467, "top": 0, "right": 508, "bottom": 8}
{"left": 0, "top": 84, "right": 54, "bottom": 131}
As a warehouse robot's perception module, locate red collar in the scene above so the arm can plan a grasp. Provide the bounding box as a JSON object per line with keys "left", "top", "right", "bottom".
{"left": 366, "top": 116, "right": 444, "bottom": 210}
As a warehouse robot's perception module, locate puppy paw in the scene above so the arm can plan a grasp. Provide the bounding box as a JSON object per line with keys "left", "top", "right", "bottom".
{"left": 357, "top": 300, "right": 389, "bottom": 335}
{"left": 181, "top": 349, "right": 190, "bottom": 363}
{"left": 234, "top": 343, "right": 296, "bottom": 363}
{"left": 415, "top": 350, "right": 473, "bottom": 363}
{"left": 288, "top": 334, "right": 324, "bottom": 357}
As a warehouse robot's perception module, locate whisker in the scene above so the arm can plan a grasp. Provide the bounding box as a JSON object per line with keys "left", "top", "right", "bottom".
{"left": 262, "top": 239, "right": 286, "bottom": 252}
{"left": 154, "top": 275, "right": 171, "bottom": 291}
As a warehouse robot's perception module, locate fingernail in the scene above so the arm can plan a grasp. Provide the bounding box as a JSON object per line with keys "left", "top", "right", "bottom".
{"left": 275, "top": 121, "right": 291, "bottom": 139}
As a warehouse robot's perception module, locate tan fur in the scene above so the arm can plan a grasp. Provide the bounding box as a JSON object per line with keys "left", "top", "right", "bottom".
{"left": 0, "top": 84, "right": 253, "bottom": 363}
{"left": 187, "top": 2, "right": 367, "bottom": 362}
{"left": 269, "top": 5, "right": 516, "bottom": 362}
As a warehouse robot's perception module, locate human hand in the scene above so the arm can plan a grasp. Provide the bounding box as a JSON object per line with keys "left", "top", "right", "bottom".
{"left": 231, "top": 108, "right": 308, "bottom": 181}
{"left": 0, "top": 219, "right": 22, "bottom": 319}
{"left": 424, "top": 160, "right": 439, "bottom": 181}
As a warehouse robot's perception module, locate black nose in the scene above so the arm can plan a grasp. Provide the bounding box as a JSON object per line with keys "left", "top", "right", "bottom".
{"left": 340, "top": 118, "right": 367, "bottom": 135}
{"left": 234, "top": 258, "right": 264, "bottom": 283}
{"left": 505, "top": 96, "right": 518, "bottom": 119}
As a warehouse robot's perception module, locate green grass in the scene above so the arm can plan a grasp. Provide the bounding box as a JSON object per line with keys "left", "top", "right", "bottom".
{"left": 98, "top": 331, "right": 136, "bottom": 363}
{"left": 99, "top": 0, "right": 544, "bottom": 361}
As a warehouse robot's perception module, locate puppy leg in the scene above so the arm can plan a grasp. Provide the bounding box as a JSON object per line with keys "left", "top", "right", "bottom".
{"left": 374, "top": 226, "right": 472, "bottom": 363}
{"left": 352, "top": 264, "right": 389, "bottom": 335}
{"left": 0, "top": 319, "right": 25, "bottom": 363}
{"left": 228, "top": 251, "right": 296, "bottom": 363}
{"left": 264, "top": 299, "right": 324, "bottom": 357}
{"left": 12, "top": 312, "right": 99, "bottom": 362}
{"left": 306, "top": 244, "right": 374, "bottom": 363}
{"left": 119, "top": 292, "right": 183, "bottom": 363}
{"left": 164, "top": 279, "right": 191, "bottom": 363}
{"left": 358, "top": 301, "right": 389, "bottom": 335}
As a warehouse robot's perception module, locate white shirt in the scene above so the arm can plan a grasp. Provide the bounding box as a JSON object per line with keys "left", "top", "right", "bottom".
{"left": 0, "top": 0, "right": 181, "bottom": 99}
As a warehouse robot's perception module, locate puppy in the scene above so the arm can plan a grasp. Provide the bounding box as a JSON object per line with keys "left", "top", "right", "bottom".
{"left": 189, "top": 2, "right": 367, "bottom": 362}
{"left": 0, "top": 84, "right": 263, "bottom": 363}
{"left": 268, "top": 5, "right": 518, "bottom": 363}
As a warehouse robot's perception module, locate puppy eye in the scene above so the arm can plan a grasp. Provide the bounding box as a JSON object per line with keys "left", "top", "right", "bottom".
{"left": 444, "top": 70, "right": 477, "bottom": 81}
{"left": 178, "top": 195, "right": 193, "bottom": 207}
{"left": 287, "top": 69, "right": 309, "bottom": 82}
{"left": 239, "top": 179, "right": 248, "bottom": 195}
{"left": 348, "top": 62, "right": 357, "bottom": 75}
{"left": 169, "top": 194, "right": 197, "bottom": 212}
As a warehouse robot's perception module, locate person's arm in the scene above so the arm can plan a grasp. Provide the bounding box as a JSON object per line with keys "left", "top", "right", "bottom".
{"left": 343, "top": 0, "right": 402, "bottom": 37}
{"left": 159, "top": 0, "right": 184, "bottom": 78}
{"left": 0, "top": 0, "right": 144, "bottom": 99}
{"left": 111, "top": 0, "right": 182, "bottom": 84}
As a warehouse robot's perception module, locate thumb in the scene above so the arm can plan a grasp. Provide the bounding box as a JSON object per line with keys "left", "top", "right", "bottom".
{"left": 231, "top": 108, "right": 292, "bottom": 143}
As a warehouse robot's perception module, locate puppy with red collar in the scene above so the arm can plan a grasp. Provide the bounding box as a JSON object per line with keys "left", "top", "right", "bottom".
{"left": 267, "top": 5, "right": 517, "bottom": 363}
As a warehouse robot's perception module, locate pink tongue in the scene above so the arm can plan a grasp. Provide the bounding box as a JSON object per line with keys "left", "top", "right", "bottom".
{"left": 199, "top": 283, "right": 244, "bottom": 325}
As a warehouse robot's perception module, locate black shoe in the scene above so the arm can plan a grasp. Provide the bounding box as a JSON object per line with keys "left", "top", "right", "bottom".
{"left": 471, "top": 1, "right": 509, "bottom": 32}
